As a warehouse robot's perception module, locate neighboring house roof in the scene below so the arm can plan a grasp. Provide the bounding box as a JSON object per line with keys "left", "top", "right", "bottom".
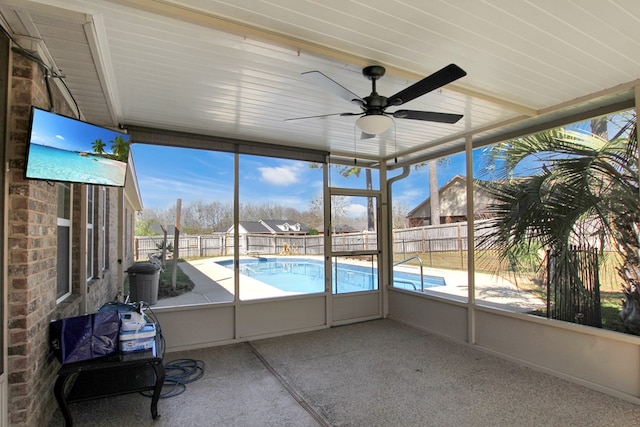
{"left": 407, "top": 175, "right": 497, "bottom": 219}
{"left": 333, "top": 224, "right": 356, "bottom": 233}
{"left": 260, "top": 220, "right": 308, "bottom": 234}
{"left": 225, "top": 221, "right": 267, "bottom": 234}
{"left": 227, "top": 220, "right": 309, "bottom": 234}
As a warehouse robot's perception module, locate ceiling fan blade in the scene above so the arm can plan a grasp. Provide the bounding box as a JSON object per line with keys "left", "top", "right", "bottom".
{"left": 393, "top": 110, "right": 463, "bottom": 124}
{"left": 285, "top": 111, "right": 363, "bottom": 123}
{"left": 302, "top": 71, "right": 363, "bottom": 105}
{"left": 388, "top": 64, "right": 466, "bottom": 106}
{"left": 284, "top": 113, "right": 344, "bottom": 122}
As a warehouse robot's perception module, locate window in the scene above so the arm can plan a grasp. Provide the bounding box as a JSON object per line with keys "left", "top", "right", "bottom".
{"left": 57, "top": 183, "right": 72, "bottom": 300}
{"left": 102, "top": 187, "right": 108, "bottom": 270}
{"left": 86, "top": 185, "right": 95, "bottom": 281}
{"left": 390, "top": 152, "right": 469, "bottom": 299}
{"left": 238, "top": 154, "right": 324, "bottom": 300}
{"left": 473, "top": 110, "right": 637, "bottom": 327}
{"left": 125, "top": 207, "right": 130, "bottom": 259}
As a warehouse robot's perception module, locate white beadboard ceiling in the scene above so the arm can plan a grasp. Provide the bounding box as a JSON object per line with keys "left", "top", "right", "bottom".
{"left": 1, "top": 0, "right": 639, "bottom": 167}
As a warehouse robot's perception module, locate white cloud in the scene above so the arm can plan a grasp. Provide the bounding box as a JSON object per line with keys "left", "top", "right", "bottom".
{"left": 344, "top": 203, "right": 367, "bottom": 218}
{"left": 56, "top": 134, "right": 65, "bottom": 140}
{"left": 258, "top": 163, "right": 302, "bottom": 186}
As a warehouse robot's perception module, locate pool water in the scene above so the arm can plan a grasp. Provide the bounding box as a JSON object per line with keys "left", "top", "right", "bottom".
{"left": 215, "top": 257, "right": 445, "bottom": 294}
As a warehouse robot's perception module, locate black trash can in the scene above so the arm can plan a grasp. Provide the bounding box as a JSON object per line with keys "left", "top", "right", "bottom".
{"left": 127, "top": 262, "right": 160, "bottom": 305}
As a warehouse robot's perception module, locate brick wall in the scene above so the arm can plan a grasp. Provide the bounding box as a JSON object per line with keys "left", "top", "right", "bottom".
{"left": 7, "top": 52, "right": 126, "bottom": 425}
{"left": 7, "top": 52, "right": 63, "bottom": 427}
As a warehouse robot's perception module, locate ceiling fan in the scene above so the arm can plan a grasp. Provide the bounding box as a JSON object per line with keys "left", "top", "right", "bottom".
{"left": 285, "top": 63, "right": 467, "bottom": 137}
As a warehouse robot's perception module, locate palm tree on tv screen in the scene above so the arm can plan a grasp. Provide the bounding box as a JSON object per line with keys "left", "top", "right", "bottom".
{"left": 110, "top": 135, "right": 130, "bottom": 162}
{"left": 91, "top": 138, "right": 106, "bottom": 155}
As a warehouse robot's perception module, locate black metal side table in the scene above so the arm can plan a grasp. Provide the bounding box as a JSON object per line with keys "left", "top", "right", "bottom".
{"left": 53, "top": 336, "right": 165, "bottom": 427}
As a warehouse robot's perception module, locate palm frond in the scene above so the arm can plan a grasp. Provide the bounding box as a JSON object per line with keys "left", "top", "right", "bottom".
{"left": 478, "top": 115, "right": 638, "bottom": 284}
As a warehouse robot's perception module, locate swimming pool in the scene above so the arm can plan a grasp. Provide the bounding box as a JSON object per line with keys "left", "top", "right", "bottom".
{"left": 215, "top": 257, "right": 445, "bottom": 294}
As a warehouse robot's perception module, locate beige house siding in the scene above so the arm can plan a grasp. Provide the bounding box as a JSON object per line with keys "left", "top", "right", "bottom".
{"left": 407, "top": 176, "right": 496, "bottom": 227}
{"left": 5, "top": 53, "right": 141, "bottom": 425}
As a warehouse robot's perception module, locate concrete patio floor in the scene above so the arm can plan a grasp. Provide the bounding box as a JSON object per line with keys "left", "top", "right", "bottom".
{"left": 47, "top": 319, "right": 640, "bottom": 426}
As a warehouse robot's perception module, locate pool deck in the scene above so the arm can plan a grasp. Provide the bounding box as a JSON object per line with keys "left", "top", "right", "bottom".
{"left": 153, "top": 256, "right": 545, "bottom": 312}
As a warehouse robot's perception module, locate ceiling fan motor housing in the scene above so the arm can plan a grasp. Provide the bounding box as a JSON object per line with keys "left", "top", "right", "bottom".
{"left": 362, "top": 65, "right": 386, "bottom": 80}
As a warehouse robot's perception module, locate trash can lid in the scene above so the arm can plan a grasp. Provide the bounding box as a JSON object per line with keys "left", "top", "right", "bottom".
{"left": 126, "top": 262, "right": 160, "bottom": 274}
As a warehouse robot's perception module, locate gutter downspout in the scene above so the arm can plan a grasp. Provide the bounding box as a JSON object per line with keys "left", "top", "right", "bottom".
{"left": 384, "top": 166, "right": 410, "bottom": 317}
{"left": 465, "top": 135, "right": 476, "bottom": 345}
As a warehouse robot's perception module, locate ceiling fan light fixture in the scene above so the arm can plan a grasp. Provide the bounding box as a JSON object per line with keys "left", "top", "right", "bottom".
{"left": 356, "top": 114, "right": 393, "bottom": 135}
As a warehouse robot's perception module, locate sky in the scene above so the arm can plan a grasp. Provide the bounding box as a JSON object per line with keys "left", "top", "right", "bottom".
{"left": 130, "top": 143, "right": 486, "bottom": 218}
{"left": 129, "top": 113, "right": 627, "bottom": 217}
{"left": 129, "top": 115, "right": 634, "bottom": 215}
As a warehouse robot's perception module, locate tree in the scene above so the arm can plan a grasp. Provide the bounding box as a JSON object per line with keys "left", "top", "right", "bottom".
{"left": 327, "top": 194, "right": 352, "bottom": 232}
{"left": 427, "top": 160, "right": 440, "bottom": 225}
{"left": 337, "top": 166, "right": 376, "bottom": 231}
{"left": 391, "top": 201, "right": 409, "bottom": 229}
{"left": 413, "top": 156, "right": 450, "bottom": 225}
{"left": 135, "top": 217, "right": 157, "bottom": 236}
{"left": 110, "top": 135, "right": 130, "bottom": 161}
{"left": 92, "top": 138, "right": 106, "bottom": 155}
{"left": 478, "top": 115, "right": 639, "bottom": 333}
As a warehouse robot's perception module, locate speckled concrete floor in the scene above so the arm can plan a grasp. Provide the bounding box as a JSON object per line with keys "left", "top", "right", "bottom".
{"left": 48, "top": 319, "right": 640, "bottom": 427}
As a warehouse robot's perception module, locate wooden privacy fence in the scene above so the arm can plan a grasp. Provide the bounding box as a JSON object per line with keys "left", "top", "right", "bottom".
{"left": 546, "top": 246, "right": 601, "bottom": 327}
{"left": 134, "top": 233, "right": 324, "bottom": 260}
{"left": 134, "top": 221, "right": 489, "bottom": 262}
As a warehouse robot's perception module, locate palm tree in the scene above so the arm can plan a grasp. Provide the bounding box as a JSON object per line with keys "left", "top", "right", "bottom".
{"left": 92, "top": 138, "right": 106, "bottom": 155}
{"left": 110, "top": 135, "right": 130, "bottom": 161}
{"left": 427, "top": 160, "right": 440, "bottom": 225}
{"left": 477, "top": 115, "right": 639, "bottom": 333}
{"left": 412, "top": 157, "right": 450, "bottom": 225}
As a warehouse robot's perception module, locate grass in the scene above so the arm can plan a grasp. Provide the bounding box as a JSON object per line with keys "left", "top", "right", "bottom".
{"left": 526, "top": 292, "right": 626, "bottom": 332}
{"left": 394, "top": 250, "right": 632, "bottom": 334}
{"left": 600, "top": 292, "right": 627, "bottom": 333}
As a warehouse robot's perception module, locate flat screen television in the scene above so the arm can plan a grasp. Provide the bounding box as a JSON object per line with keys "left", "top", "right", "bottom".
{"left": 25, "top": 107, "right": 130, "bottom": 187}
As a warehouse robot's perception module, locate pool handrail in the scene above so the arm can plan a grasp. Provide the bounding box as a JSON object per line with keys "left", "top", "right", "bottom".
{"left": 393, "top": 256, "right": 424, "bottom": 292}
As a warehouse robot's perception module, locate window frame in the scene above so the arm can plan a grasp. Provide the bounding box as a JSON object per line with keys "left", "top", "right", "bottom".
{"left": 56, "top": 183, "right": 72, "bottom": 301}
{"left": 86, "top": 185, "right": 95, "bottom": 282}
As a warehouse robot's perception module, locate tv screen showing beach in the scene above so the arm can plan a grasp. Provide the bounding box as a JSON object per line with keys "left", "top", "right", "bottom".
{"left": 25, "top": 107, "right": 130, "bottom": 187}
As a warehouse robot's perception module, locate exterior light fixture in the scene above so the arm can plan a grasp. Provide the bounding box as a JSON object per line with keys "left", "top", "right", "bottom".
{"left": 355, "top": 114, "right": 393, "bottom": 135}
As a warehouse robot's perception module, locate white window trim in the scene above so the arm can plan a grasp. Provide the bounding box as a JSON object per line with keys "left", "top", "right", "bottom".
{"left": 86, "top": 186, "right": 95, "bottom": 282}
{"left": 56, "top": 183, "right": 72, "bottom": 303}
{"left": 102, "top": 187, "right": 107, "bottom": 271}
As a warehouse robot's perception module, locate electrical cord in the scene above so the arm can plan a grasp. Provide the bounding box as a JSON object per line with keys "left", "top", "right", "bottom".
{"left": 140, "top": 301, "right": 204, "bottom": 398}
{"left": 141, "top": 358, "right": 205, "bottom": 399}
{"left": 1, "top": 24, "right": 81, "bottom": 118}
{"left": 99, "top": 301, "right": 205, "bottom": 398}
